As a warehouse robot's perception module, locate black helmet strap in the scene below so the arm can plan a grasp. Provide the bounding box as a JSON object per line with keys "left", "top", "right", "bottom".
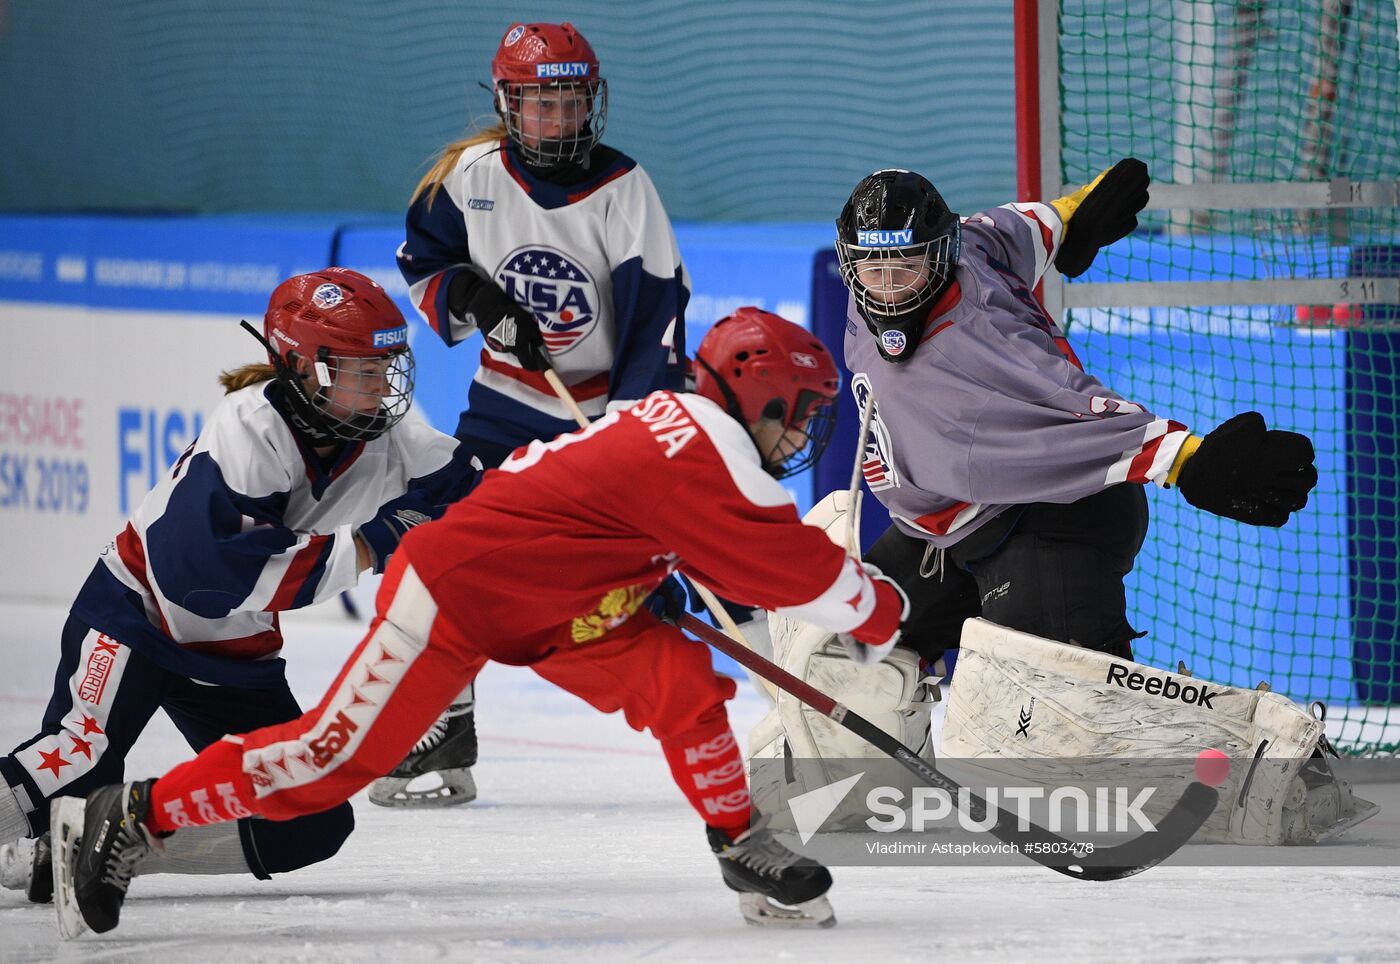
{"left": 240, "top": 320, "right": 340, "bottom": 445}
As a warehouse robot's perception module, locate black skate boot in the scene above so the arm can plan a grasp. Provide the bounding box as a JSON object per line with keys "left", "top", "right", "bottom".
{"left": 29, "top": 831, "right": 54, "bottom": 904}
{"left": 369, "top": 701, "right": 477, "bottom": 808}
{"left": 707, "top": 817, "right": 835, "bottom": 928}
{"left": 52, "top": 780, "right": 162, "bottom": 939}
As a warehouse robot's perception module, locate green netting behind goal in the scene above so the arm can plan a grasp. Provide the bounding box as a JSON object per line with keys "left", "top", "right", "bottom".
{"left": 1052, "top": 0, "right": 1400, "bottom": 754}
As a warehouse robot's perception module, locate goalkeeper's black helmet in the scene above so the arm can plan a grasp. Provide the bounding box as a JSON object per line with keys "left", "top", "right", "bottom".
{"left": 836, "top": 169, "right": 960, "bottom": 363}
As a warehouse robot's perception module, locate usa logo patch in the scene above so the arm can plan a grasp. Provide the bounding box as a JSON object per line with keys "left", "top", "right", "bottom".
{"left": 312, "top": 283, "right": 344, "bottom": 309}
{"left": 504, "top": 24, "right": 525, "bottom": 46}
{"left": 497, "top": 246, "right": 599, "bottom": 354}
{"left": 852, "top": 374, "right": 898, "bottom": 491}
{"left": 880, "top": 329, "right": 907, "bottom": 354}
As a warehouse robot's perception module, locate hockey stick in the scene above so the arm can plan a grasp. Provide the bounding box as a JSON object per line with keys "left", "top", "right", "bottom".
{"left": 541, "top": 366, "right": 771, "bottom": 678}
{"left": 542, "top": 368, "right": 590, "bottom": 429}
{"left": 844, "top": 386, "right": 876, "bottom": 555}
{"left": 679, "top": 612, "right": 1222, "bottom": 882}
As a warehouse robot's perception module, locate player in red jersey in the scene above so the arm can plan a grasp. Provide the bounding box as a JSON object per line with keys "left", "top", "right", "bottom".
{"left": 52, "top": 308, "right": 909, "bottom": 937}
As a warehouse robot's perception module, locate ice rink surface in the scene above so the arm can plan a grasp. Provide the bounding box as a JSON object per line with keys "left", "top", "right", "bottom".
{"left": 3, "top": 597, "right": 1400, "bottom": 963}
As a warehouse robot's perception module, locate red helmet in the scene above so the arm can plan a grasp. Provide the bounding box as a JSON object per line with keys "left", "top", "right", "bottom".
{"left": 695, "top": 307, "right": 841, "bottom": 478}
{"left": 260, "top": 268, "right": 415, "bottom": 443}
{"left": 491, "top": 22, "right": 607, "bottom": 167}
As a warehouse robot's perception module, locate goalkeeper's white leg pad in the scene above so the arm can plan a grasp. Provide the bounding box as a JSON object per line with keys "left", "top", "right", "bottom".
{"left": 749, "top": 620, "right": 938, "bottom": 827}
{"left": 734, "top": 610, "right": 777, "bottom": 706}
{"left": 939, "top": 618, "right": 1377, "bottom": 845}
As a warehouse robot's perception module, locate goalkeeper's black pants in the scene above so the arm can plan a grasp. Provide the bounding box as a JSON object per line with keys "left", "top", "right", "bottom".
{"left": 866, "top": 483, "right": 1149, "bottom": 664}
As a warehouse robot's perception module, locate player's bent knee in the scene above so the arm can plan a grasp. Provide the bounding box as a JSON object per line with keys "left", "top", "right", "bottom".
{"left": 654, "top": 702, "right": 732, "bottom": 746}
{"left": 242, "top": 801, "right": 355, "bottom": 878}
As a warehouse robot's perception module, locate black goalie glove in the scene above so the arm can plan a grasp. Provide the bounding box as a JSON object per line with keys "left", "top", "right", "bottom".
{"left": 449, "top": 273, "right": 548, "bottom": 371}
{"left": 1053, "top": 157, "right": 1150, "bottom": 279}
{"left": 1176, "top": 412, "right": 1319, "bottom": 527}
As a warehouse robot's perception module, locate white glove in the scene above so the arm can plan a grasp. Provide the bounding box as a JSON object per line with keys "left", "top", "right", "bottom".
{"left": 836, "top": 563, "right": 909, "bottom": 666}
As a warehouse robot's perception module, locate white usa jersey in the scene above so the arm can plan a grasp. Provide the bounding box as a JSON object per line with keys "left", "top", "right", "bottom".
{"left": 397, "top": 138, "right": 690, "bottom": 449}
{"left": 70, "top": 382, "right": 469, "bottom": 688}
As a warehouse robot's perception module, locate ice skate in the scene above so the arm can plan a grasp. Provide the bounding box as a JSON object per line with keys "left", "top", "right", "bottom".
{"left": 707, "top": 817, "right": 835, "bottom": 928}
{"left": 369, "top": 701, "right": 477, "bottom": 808}
{"left": 52, "top": 780, "right": 161, "bottom": 939}
{"left": 0, "top": 831, "right": 53, "bottom": 903}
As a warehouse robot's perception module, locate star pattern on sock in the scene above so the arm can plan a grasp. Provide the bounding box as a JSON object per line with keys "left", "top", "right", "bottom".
{"left": 75, "top": 715, "right": 104, "bottom": 736}
{"left": 36, "top": 747, "right": 69, "bottom": 778}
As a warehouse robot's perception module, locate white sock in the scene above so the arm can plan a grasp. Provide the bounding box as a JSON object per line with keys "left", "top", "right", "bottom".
{"left": 450, "top": 680, "right": 475, "bottom": 712}
{"left": 0, "top": 782, "right": 30, "bottom": 844}
{"left": 139, "top": 821, "right": 251, "bottom": 876}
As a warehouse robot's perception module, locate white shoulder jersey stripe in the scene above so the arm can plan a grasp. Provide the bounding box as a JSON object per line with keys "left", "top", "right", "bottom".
{"left": 675, "top": 393, "right": 794, "bottom": 510}
{"left": 498, "top": 413, "right": 620, "bottom": 474}
{"left": 1001, "top": 201, "right": 1064, "bottom": 288}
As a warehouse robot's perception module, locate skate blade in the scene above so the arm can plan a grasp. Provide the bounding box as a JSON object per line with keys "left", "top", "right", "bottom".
{"left": 367, "top": 768, "right": 477, "bottom": 809}
{"left": 737, "top": 892, "right": 836, "bottom": 928}
{"left": 51, "top": 797, "right": 88, "bottom": 941}
{"left": 1315, "top": 796, "right": 1381, "bottom": 843}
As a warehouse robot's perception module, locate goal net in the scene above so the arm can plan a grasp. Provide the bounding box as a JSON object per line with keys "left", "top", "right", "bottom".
{"left": 1019, "top": 0, "right": 1400, "bottom": 753}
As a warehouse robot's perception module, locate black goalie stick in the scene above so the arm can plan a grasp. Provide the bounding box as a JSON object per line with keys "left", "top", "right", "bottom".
{"left": 679, "top": 613, "right": 1222, "bottom": 882}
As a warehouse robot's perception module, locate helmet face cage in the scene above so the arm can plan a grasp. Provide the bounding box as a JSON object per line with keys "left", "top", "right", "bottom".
{"left": 836, "top": 228, "right": 959, "bottom": 321}
{"left": 303, "top": 348, "right": 415, "bottom": 443}
{"left": 760, "top": 389, "right": 838, "bottom": 480}
{"left": 498, "top": 78, "right": 607, "bottom": 167}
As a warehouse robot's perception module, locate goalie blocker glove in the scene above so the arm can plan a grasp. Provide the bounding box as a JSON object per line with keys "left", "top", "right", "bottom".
{"left": 1173, "top": 411, "right": 1318, "bottom": 527}
{"left": 448, "top": 271, "right": 548, "bottom": 371}
{"left": 1052, "top": 157, "right": 1150, "bottom": 278}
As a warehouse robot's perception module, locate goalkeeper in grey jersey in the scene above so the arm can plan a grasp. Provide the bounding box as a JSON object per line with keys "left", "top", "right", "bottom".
{"left": 835, "top": 161, "right": 1317, "bottom": 664}
{"left": 750, "top": 163, "right": 1365, "bottom": 847}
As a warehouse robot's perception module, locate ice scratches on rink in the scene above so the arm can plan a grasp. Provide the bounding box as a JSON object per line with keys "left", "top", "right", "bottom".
{"left": 3, "top": 598, "right": 1400, "bottom": 962}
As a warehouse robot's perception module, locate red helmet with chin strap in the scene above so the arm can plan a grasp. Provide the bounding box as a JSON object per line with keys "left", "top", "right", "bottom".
{"left": 490, "top": 22, "right": 607, "bottom": 167}
{"left": 258, "top": 268, "right": 415, "bottom": 443}
{"left": 694, "top": 307, "right": 841, "bottom": 478}
{"left": 264, "top": 268, "right": 407, "bottom": 364}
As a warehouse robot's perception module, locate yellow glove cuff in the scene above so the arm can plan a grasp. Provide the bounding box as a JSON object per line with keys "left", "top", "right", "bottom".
{"left": 1050, "top": 166, "right": 1112, "bottom": 227}
{"left": 1165, "top": 434, "right": 1204, "bottom": 487}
